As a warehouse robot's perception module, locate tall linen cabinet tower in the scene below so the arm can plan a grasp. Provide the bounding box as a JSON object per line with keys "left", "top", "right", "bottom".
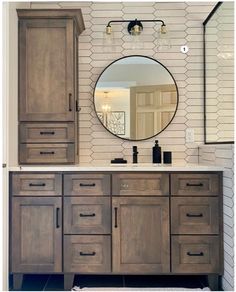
{"left": 17, "top": 10, "right": 85, "bottom": 164}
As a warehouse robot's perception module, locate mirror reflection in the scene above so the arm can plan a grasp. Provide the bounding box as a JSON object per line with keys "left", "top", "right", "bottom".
{"left": 94, "top": 56, "right": 178, "bottom": 140}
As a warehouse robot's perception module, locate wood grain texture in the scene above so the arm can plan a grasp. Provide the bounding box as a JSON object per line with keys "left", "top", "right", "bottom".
{"left": 11, "top": 197, "right": 62, "bottom": 273}
{"left": 112, "top": 173, "right": 169, "bottom": 196}
{"left": 11, "top": 173, "right": 62, "bottom": 196}
{"left": 64, "top": 235, "right": 111, "bottom": 273}
{"left": 19, "top": 18, "right": 74, "bottom": 122}
{"left": 17, "top": 9, "right": 85, "bottom": 36}
{"left": 171, "top": 235, "right": 220, "bottom": 273}
{"left": 112, "top": 197, "right": 170, "bottom": 273}
{"left": 20, "top": 123, "right": 75, "bottom": 143}
{"left": 171, "top": 197, "right": 219, "bottom": 234}
{"left": 64, "top": 173, "right": 111, "bottom": 196}
{"left": 64, "top": 197, "right": 111, "bottom": 234}
{"left": 171, "top": 173, "right": 220, "bottom": 196}
{"left": 19, "top": 143, "right": 74, "bottom": 164}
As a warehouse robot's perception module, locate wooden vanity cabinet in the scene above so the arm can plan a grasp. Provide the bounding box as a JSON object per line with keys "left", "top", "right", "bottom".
{"left": 17, "top": 10, "right": 85, "bottom": 164}
{"left": 10, "top": 171, "right": 223, "bottom": 291}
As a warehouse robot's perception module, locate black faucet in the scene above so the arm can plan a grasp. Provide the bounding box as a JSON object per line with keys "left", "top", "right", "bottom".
{"left": 133, "top": 146, "right": 138, "bottom": 164}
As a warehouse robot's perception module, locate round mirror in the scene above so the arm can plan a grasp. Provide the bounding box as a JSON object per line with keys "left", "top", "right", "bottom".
{"left": 94, "top": 55, "right": 179, "bottom": 141}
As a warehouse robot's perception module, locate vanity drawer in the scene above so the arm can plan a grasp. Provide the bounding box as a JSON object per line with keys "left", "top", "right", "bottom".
{"left": 171, "top": 235, "right": 220, "bottom": 273}
{"left": 19, "top": 143, "right": 74, "bottom": 164}
{"left": 64, "top": 197, "right": 111, "bottom": 234}
{"left": 64, "top": 235, "right": 111, "bottom": 273}
{"left": 64, "top": 174, "right": 111, "bottom": 196}
{"left": 171, "top": 173, "right": 220, "bottom": 196}
{"left": 20, "top": 123, "right": 74, "bottom": 143}
{"left": 112, "top": 173, "right": 169, "bottom": 196}
{"left": 171, "top": 197, "right": 219, "bottom": 234}
{"left": 11, "top": 173, "right": 62, "bottom": 196}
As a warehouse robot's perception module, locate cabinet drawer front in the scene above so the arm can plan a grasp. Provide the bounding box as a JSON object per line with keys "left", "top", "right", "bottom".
{"left": 171, "top": 173, "right": 220, "bottom": 196}
{"left": 12, "top": 173, "right": 62, "bottom": 196}
{"left": 64, "top": 235, "right": 111, "bottom": 273}
{"left": 112, "top": 173, "right": 169, "bottom": 196}
{"left": 64, "top": 174, "right": 111, "bottom": 196}
{"left": 20, "top": 123, "right": 74, "bottom": 143}
{"left": 19, "top": 144, "right": 74, "bottom": 164}
{"left": 64, "top": 197, "right": 111, "bottom": 234}
{"left": 172, "top": 236, "right": 220, "bottom": 273}
{"left": 171, "top": 197, "right": 219, "bottom": 234}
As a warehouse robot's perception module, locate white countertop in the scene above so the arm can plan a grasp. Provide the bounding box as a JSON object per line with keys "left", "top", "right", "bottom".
{"left": 8, "top": 163, "right": 224, "bottom": 172}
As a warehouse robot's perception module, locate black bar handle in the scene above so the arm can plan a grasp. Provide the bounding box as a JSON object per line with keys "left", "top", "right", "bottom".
{"left": 80, "top": 213, "right": 96, "bottom": 217}
{"left": 186, "top": 213, "right": 203, "bottom": 218}
{"left": 187, "top": 252, "right": 204, "bottom": 256}
{"left": 186, "top": 183, "right": 203, "bottom": 187}
{"left": 56, "top": 208, "right": 60, "bottom": 228}
{"left": 79, "top": 183, "right": 96, "bottom": 187}
{"left": 40, "top": 151, "right": 55, "bottom": 155}
{"left": 69, "top": 93, "right": 72, "bottom": 111}
{"left": 40, "top": 131, "right": 55, "bottom": 135}
{"left": 80, "top": 252, "right": 96, "bottom": 256}
{"left": 29, "top": 183, "right": 46, "bottom": 187}
{"left": 114, "top": 207, "right": 118, "bottom": 228}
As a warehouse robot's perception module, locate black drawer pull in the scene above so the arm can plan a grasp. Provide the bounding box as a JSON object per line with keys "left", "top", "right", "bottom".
{"left": 80, "top": 213, "right": 96, "bottom": 217}
{"left": 56, "top": 207, "right": 60, "bottom": 228}
{"left": 80, "top": 252, "right": 96, "bottom": 256}
{"left": 186, "top": 213, "right": 203, "bottom": 218}
{"left": 40, "top": 151, "right": 55, "bottom": 155}
{"left": 29, "top": 183, "right": 46, "bottom": 187}
{"left": 69, "top": 93, "right": 72, "bottom": 112}
{"left": 40, "top": 131, "right": 55, "bottom": 135}
{"left": 186, "top": 183, "right": 203, "bottom": 187}
{"left": 114, "top": 207, "right": 118, "bottom": 228}
{"left": 187, "top": 252, "right": 204, "bottom": 257}
{"left": 79, "top": 183, "right": 96, "bottom": 187}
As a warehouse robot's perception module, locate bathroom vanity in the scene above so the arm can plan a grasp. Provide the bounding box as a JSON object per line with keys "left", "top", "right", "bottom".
{"left": 9, "top": 165, "right": 223, "bottom": 290}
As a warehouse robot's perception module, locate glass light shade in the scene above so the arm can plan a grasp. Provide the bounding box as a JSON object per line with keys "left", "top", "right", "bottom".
{"left": 103, "top": 28, "right": 115, "bottom": 52}
{"left": 157, "top": 27, "right": 171, "bottom": 51}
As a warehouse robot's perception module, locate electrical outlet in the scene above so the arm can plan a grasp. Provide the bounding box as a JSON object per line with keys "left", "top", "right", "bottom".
{"left": 186, "top": 128, "right": 195, "bottom": 143}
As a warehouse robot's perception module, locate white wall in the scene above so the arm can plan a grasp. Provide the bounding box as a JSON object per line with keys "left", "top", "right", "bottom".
{"left": 199, "top": 144, "right": 234, "bottom": 291}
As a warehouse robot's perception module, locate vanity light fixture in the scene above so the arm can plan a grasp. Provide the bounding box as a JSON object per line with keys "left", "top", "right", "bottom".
{"left": 103, "top": 18, "right": 169, "bottom": 50}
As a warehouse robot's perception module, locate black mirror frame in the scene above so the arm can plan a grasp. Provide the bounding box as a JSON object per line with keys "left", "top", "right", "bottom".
{"left": 93, "top": 55, "right": 179, "bottom": 141}
{"left": 203, "top": 2, "right": 234, "bottom": 144}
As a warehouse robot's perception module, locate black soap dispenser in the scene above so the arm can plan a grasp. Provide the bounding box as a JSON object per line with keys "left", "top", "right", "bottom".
{"left": 152, "top": 140, "right": 162, "bottom": 163}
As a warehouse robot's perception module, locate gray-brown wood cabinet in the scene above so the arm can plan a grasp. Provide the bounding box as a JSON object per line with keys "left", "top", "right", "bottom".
{"left": 17, "top": 10, "right": 85, "bottom": 164}
{"left": 10, "top": 171, "right": 223, "bottom": 291}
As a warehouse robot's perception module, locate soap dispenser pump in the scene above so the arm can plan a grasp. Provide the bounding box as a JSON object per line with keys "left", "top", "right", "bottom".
{"left": 152, "top": 140, "right": 162, "bottom": 163}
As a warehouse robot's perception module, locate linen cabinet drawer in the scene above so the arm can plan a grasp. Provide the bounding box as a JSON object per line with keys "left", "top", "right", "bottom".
{"left": 64, "top": 235, "right": 111, "bottom": 273}
{"left": 171, "top": 173, "right": 220, "bottom": 196}
{"left": 171, "top": 235, "right": 220, "bottom": 273}
{"left": 171, "top": 197, "right": 219, "bottom": 234}
{"left": 11, "top": 173, "right": 62, "bottom": 196}
{"left": 64, "top": 174, "right": 111, "bottom": 196}
{"left": 112, "top": 173, "right": 169, "bottom": 196}
{"left": 20, "top": 123, "right": 74, "bottom": 143}
{"left": 19, "top": 143, "right": 74, "bottom": 164}
{"left": 64, "top": 197, "right": 111, "bottom": 234}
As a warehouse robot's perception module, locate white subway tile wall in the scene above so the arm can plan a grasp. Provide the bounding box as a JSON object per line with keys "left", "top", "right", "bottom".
{"left": 199, "top": 144, "right": 234, "bottom": 291}
{"left": 30, "top": 2, "right": 234, "bottom": 290}
{"left": 205, "top": 2, "right": 234, "bottom": 143}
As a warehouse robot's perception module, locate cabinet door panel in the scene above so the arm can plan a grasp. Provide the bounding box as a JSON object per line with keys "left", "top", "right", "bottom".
{"left": 112, "top": 197, "right": 170, "bottom": 273}
{"left": 11, "top": 197, "right": 62, "bottom": 273}
{"left": 19, "top": 19, "right": 74, "bottom": 121}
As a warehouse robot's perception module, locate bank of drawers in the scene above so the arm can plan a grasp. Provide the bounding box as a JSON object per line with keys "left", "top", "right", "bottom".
{"left": 63, "top": 173, "right": 111, "bottom": 273}
{"left": 19, "top": 123, "right": 75, "bottom": 164}
{"left": 171, "top": 173, "right": 221, "bottom": 273}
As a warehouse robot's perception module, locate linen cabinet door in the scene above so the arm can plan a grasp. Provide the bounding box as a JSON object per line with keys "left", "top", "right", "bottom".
{"left": 11, "top": 197, "right": 62, "bottom": 273}
{"left": 19, "top": 18, "right": 74, "bottom": 121}
{"left": 112, "top": 197, "right": 170, "bottom": 273}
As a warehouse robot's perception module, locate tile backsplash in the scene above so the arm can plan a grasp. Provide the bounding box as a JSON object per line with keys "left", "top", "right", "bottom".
{"left": 31, "top": 1, "right": 216, "bottom": 165}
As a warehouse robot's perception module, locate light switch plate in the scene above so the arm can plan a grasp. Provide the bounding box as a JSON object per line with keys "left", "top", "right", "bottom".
{"left": 186, "top": 128, "right": 195, "bottom": 143}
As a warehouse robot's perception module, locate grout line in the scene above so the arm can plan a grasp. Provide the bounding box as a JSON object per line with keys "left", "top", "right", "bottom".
{"left": 43, "top": 275, "right": 51, "bottom": 291}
